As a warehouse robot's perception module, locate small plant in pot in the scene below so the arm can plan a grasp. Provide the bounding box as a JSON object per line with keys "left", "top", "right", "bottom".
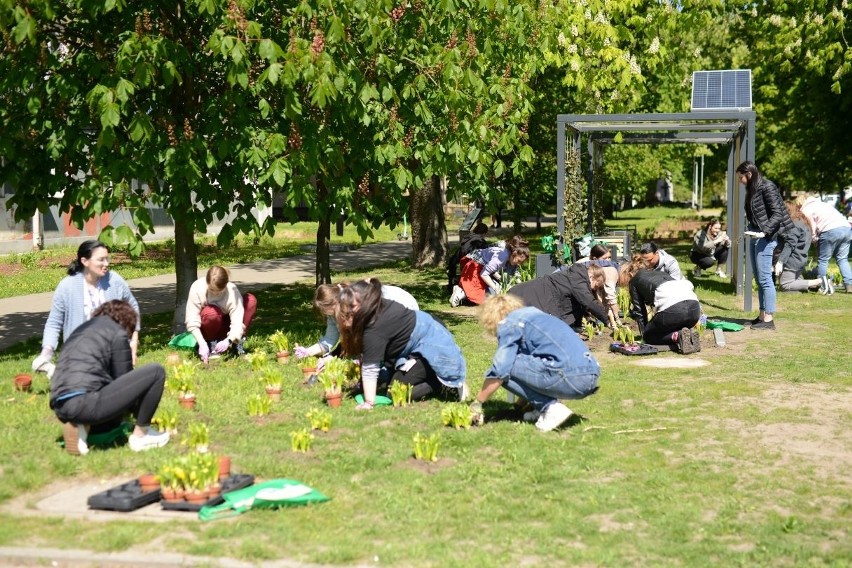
{"left": 138, "top": 473, "right": 160, "bottom": 493}
{"left": 156, "top": 463, "right": 183, "bottom": 502}
{"left": 151, "top": 409, "right": 179, "bottom": 437}
{"left": 14, "top": 373, "right": 32, "bottom": 392}
{"left": 300, "top": 356, "right": 319, "bottom": 381}
{"left": 318, "top": 372, "right": 342, "bottom": 408}
{"left": 184, "top": 422, "right": 210, "bottom": 453}
{"left": 217, "top": 455, "right": 231, "bottom": 481}
{"left": 168, "top": 360, "right": 198, "bottom": 410}
{"left": 268, "top": 330, "right": 291, "bottom": 364}
{"left": 260, "top": 366, "right": 283, "bottom": 402}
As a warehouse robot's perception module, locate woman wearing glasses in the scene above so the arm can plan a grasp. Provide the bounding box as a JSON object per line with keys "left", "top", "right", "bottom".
{"left": 32, "top": 240, "right": 141, "bottom": 378}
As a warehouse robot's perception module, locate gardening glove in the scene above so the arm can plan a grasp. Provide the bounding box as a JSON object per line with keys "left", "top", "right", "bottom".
{"left": 469, "top": 400, "right": 484, "bottom": 426}
{"left": 293, "top": 345, "right": 310, "bottom": 359}
{"left": 213, "top": 339, "right": 231, "bottom": 354}
{"left": 774, "top": 261, "right": 783, "bottom": 277}
{"left": 197, "top": 341, "right": 210, "bottom": 363}
{"left": 32, "top": 352, "right": 56, "bottom": 379}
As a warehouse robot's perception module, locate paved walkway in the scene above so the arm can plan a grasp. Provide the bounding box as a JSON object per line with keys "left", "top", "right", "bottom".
{"left": 0, "top": 239, "right": 416, "bottom": 353}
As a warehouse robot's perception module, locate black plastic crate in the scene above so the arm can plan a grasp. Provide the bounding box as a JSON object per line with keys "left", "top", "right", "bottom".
{"left": 87, "top": 479, "right": 162, "bottom": 512}
{"left": 161, "top": 474, "right": 255, "bottom": 512}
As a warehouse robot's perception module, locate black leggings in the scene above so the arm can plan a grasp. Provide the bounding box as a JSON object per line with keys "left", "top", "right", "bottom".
{"left": 690, "top": 245, "right": 729, "bottom": 270}
{"left": 643, "top": 300, "right": 701, "bottom": 345}
{"left": 391, "top": 358, "right": 443, "bottom": 401}
{"left": 54, "top": 364, "right": 166, "bottom": 429}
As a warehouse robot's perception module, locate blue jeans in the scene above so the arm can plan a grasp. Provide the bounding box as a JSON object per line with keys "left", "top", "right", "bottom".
{"left": 751, "top": 236, "right": 777, "bottom": 314}
{"left": 502, "top": 352, "right": 600, "bottom": 412}
{"left": 817, "top": 227, "right": 852, "bottom": 285}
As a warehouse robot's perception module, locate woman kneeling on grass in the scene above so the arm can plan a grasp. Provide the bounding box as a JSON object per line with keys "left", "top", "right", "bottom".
{"left": 337, "top": 278, "right": 467, "bottom": 410}
{"left": 469, "top": 294, "right": 601, "bottom": 432}
{"left": 49, "top": 300, "right": 169, "bottom": 455}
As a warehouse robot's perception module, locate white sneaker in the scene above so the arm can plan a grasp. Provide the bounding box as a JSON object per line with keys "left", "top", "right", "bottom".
{"left": 128, "top": 427, "right": 170, "bottom": 452}
{"left": 449, "top": 285, "right": 466, "bottom": 307}
{"left": 716, "top": 269, "right": 727, "bottom": 278}
{"left": 693, "top": 267, "right": 702, "bottom": 277}
{"left": 522, "top": 410, "right": 541, "bottom": 423}
{"left": 535, "top": 402, "right": 573, "bottom": 432}
{"left": 63, "top": 423, "right": 89, "bottom": 456}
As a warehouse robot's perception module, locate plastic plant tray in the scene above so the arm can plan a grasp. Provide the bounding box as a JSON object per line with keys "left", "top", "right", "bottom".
{"left": 87, "top": 479, "right": 162, "bottom": 512}
{"left": 161, "top": 474, "right": 255, "bottom": 512}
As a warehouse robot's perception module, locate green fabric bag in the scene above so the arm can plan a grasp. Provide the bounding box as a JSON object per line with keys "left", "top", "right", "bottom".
{"left": 198, "top": 479, "right": 330, "bottom": 522}
{"left": 706, "top": 320, "right": 745, "bottom": 332}
{"left": 168, "top": 331, "right": 198, "bottom": 350}
{"left": 57, "top": 422, "right": 132, "bottom": 450}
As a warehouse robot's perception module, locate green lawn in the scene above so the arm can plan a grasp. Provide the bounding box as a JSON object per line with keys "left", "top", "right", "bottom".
{"left": 0, "top": 212, "right": 849, "bottom": 566}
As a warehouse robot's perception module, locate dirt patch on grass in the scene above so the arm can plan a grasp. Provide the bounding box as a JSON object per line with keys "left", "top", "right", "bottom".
{"left": 400, "top": 456, "right": 456, "bottom": 474}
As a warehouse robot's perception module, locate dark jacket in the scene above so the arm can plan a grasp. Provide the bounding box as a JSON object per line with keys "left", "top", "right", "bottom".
{"left": 447, "top": 233, "right": 491, "bottom": 290}
{"left": 746, "top": 177, "right": 794, "bottom": 240}
{"left": 509, "top": 263, "right": 608, "bottom": 327}
{"left": 777, "top": 220, "right": 812, "bottom": 272}
{"left": 49, "top": 316, "right": 132, "bottom": 408}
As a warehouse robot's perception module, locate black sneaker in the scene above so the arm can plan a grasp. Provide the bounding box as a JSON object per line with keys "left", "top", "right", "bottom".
{"left": 751, "top": 320, "right": 776, "bottom": 330}
{"left": 750, "top": 317, "right": 761, "bottom": 324}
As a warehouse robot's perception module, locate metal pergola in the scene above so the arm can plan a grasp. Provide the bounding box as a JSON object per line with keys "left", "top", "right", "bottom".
{"left": 556, "top": 111, "right": 757, "bottom": 311}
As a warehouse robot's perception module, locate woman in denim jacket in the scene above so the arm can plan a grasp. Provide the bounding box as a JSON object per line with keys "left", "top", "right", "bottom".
{"left": 469, "top": 294, "right": 600, "bottom": 432}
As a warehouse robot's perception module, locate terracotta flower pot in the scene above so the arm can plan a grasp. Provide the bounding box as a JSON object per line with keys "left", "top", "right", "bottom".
{"left": 14, "top": 373, "right": 32, "bottom": 392}
{"left": 178, "top": 395, "right": 197, "bottom": 410}
{"left": 185, "top": 490, "right": 207, "bottom": 504}
{"left": 265, "top": 385, "right": 282, "bottom": 402}
{"left": 276, "top": 351, "right": 290, "bottom": 365}
{"left": 302, "top": 367, "right": 317, "bottom": 380}
{"left": 207, "top": 483, "right": 221, "bottom": 499}
{"left": 325, "top": 391, "right": 342, "bottom": 408}
{"left": 218, "top": 455, "right": 231, "bottom": 480}
{"left": 161, "top": 487, "right": 182, "bottom": 502}
{"left": 165, "top": 352, "right": 182, "bottom": 368}
{"left": 138, "top": 474, "right": 160, "bottom": 493}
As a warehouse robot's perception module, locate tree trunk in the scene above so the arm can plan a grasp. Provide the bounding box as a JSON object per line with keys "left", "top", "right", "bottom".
{"left": 410, "top": 174, "right": 448, "bottom": 267}
{"left": 172, "top": 219, "right": 198, "bottom": 334}
{"left": 315, "top": 177, "right": 332, "bottom": 285}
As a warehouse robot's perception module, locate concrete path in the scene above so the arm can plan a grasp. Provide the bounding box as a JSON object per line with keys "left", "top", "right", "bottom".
{"left": 0, "top": 239, "right": 416, "bottom": 353}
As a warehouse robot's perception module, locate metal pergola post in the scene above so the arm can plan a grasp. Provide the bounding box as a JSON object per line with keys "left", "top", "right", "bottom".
{"left": 555, "top": 111, "right": 757, "bottom": 311}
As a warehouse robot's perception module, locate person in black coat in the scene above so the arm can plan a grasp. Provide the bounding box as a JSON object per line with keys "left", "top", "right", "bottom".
{"left": 737, "top": 161, "right": 794, "bottom": 330}
{"left": 508, "top": 263, "right": 609, "bottom": 329}
{"left": 49, "top": 300, "right": 169, "bottom": 455}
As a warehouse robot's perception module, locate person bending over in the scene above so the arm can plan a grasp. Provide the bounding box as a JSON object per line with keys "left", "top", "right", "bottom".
{"left": 469, "top": 294, "right": 600, "bottom": 432}
{"left": 49, "top": 300, "right": 169, "bottom": 455}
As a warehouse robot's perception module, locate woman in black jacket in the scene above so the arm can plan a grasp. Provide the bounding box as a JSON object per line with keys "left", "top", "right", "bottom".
{"left": 508, "top": 263, "right": 609, "bottom": 329}
{"left": 49, "top": 300, "right": 169, "bottom": 455}
{"left": 737, "top": 161, "right": 794, "bottom": 330}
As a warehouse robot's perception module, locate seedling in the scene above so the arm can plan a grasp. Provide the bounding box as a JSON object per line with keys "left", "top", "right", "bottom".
{"left": 305, "top": 408, "right": 333, "bottom": 432}
{"left": 617, "top": 287, "right": 631, "bottom": 319}
{"left": 260, "top": 366, "right": 283, "bottom": 388}
{"left": 247, "top": 394, "right": 272, "bottom": 416}
{"left": 612, "top": 324, "right": 636, "bottom": 345}
{"left": 152, "top": 409, "right": 179, "bottom": 435}
{"left": 412, "top": 432, "right": 440, "bottom": 462}
{"left": 318, "top": 368, "right": 342, "bottom": 395}
{"left": 246, "top": 352, "right": 269, "bottom": 373}
{"left": 300, "top": 355, "right": 319, "bottom": 370}
{"left": 581, "top": 317, "right": 601, "bottom": 340}
{"left": 441, "top": 402, "right": 473, "bottom": 430}
{"left": 268, "top": 330, "right": 291, "bottom": 353}
{"left": 290, "top": 428, "right": 314, "bottom": 452}
{"left": 389, "top": 381, "right": 413, "bottom": 407}
{"left": 184, "top": 422, "right": 210, "bottom": 453}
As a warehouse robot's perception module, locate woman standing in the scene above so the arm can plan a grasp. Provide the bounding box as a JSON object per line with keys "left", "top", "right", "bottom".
{"left": 452, "top": 235, "right": 530, "bottom": 306}
{"left": 50, "top": 300, "right": 169, "bottom": 455}
{"left": 33, "top": 240, "right": 140, "bottom": 379}
{"left": 337, "top": 278, "right": 466, "bottom": 409}
{"left": 737, "top": 161, "right": 794, "bottom": 329}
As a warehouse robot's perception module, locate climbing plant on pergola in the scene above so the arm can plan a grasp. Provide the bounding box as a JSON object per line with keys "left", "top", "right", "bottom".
{"left": 556, "top": 111, "right": 758, "bottom": 311}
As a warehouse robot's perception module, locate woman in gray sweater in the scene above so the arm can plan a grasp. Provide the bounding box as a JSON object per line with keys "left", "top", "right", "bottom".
{"left": 776, "top": 202, "right": 821, "bottom": 292}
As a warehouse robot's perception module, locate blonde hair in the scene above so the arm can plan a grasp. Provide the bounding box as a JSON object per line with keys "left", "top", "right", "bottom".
{"left": 206, "top": 266, "right": 229, "bottom": 293}
{"left": 314, "top": 282, "right": 347, "bottom": 317}
{"left": 618, "top": 255, "right": 652, "bottom": 288}
{"left": 478, "top": 294, "right": 525, "bottom": 336}
{"left": 786, "top": 201, "right": 813, "bottom": 233}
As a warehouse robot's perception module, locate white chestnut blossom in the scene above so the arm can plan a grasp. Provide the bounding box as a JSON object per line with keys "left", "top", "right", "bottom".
{"left": 648, "top": 36, "right": 660, "bottom": 54}
{"left": 558, "top": 32, "right": 567, "bottom": 46}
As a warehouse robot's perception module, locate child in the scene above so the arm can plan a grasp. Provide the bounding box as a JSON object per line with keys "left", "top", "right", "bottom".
{"left": 469, "top": 294, "right": 600, "bottom": 432}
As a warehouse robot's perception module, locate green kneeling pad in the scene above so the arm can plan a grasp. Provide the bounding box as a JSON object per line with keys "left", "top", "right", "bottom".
{"left": 199, "top": 478, "right": 330, "bottom": 521}
{"left": 168, "top": 331, "right": 198, "bottom": 350}
{"left": 354, "top": 394, "right": 393, "bottom": 406}
{"left": 57, "top": 422, "right": 132, "bottom": 450}
{"left": 706, "top": 320, "right": 745, "bottom": 332}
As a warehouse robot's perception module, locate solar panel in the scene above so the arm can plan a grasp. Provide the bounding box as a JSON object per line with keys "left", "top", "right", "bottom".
{"left": 691, "top": 70, "right": 752, "bottom": 111}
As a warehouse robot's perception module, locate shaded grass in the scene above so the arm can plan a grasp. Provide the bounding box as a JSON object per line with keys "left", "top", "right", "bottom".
{"left": 0, "top": 234, "right": 850, "bottom": 566}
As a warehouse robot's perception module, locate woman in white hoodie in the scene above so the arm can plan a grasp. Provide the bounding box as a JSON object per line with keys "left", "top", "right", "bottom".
{"left": 796, "top": 195, "right": 852, "bottom": 294}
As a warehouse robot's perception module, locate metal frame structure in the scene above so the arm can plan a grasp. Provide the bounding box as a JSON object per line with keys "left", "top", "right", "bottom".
{"left": 556, "top": 111, "right": 757, "bottom": 311}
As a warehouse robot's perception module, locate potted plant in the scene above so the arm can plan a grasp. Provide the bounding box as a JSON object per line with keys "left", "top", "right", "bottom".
{"left": 14, "top": 373, "right": 32, "bottom": 392}
{"left": 138, "top": 473, "right": 160, "bottom": 493}
{"left": 184, "top": 422, "right": 210, "bottom": 453}
{"left": 151, "top": 409, "right": 179, "bottom": 437}
{"left": 217, "top": 455, "right": 231, "bottom": 481}
{"left": 268, "top": 330, "right": 291, "bottom": 364}
{"left": 261, "top": 366, "right": 283, "bottom": 402}
{"left": 169, "top": 360, "right": 198, "bottom": 410}
{"left": 165, "top": 351, "right": 182, "bottom": 368}
{"left": 300, "top": 356, "right": 319, "bottom": 381}
{"left": 318, "top": 372, "right": 342, "bottom": 408}
{"left": 156, "top": 463, "right": 183, "bottom": 502}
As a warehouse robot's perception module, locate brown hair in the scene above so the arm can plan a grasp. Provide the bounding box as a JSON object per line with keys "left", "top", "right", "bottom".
{"left": 314, "top": 283, "right": 348, "bottom": 318}
{"left": 206, "top": 266, "right": 229, "bottom": 293}
{"left": 506, "top": 235, "right": 530, "bottom": 266}
{"left": 92, "top": 300, "right": 137, "bottom": 337}
{"left": 478, "top": 294, "right": 525, "bottom": 336}
{"left": 786, "top": 201, "right": 813, "bottom": 233}
{"left": 618, "top": 255, "right": 653, "bottom": 288}
{"left": 336, "top": 278, "right": 383, "bottom": 357}
{"left": 589, "top": 244, "right": 609, "bottom": 259}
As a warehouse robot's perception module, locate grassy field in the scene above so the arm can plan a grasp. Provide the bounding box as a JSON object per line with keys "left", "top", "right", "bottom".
{"left": 0, "top": 208, "right": 849, "bottom": 566}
